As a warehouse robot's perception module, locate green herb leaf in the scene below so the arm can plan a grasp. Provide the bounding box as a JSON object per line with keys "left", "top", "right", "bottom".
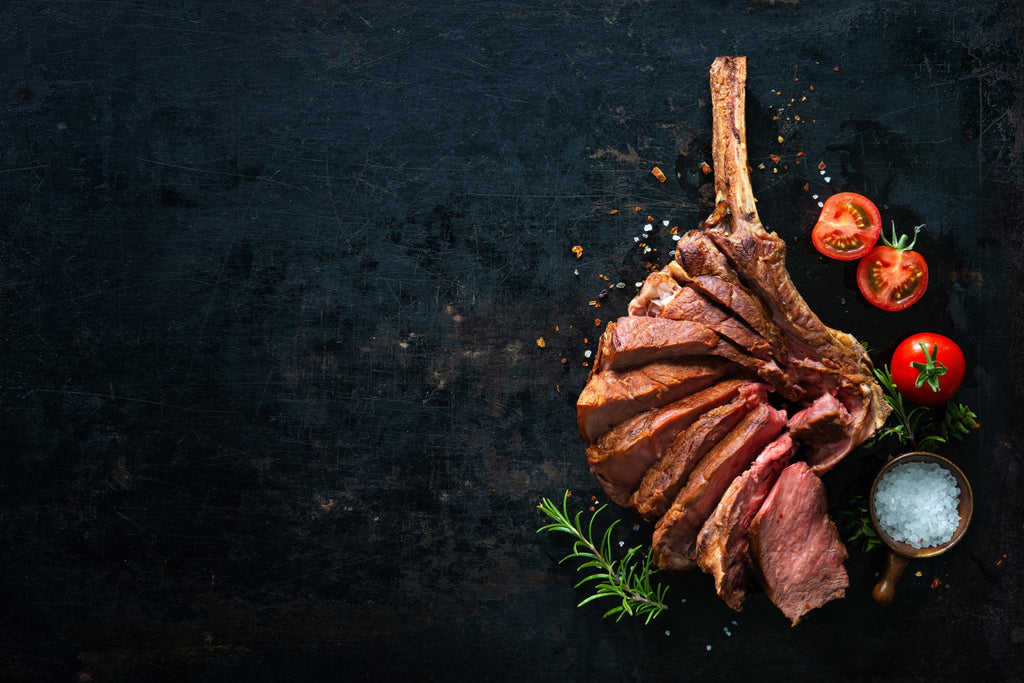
{"left": 537, "top": 492, "right": 668, "bottom": 624}
{"left": 837, "top": 494, "right": 883, "bottom": 553}
{"left": 869, "top": 364, "right": 980, "bottom": 451}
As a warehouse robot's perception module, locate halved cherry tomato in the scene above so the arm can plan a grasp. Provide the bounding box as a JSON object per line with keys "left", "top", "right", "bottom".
{"left": 890, "top": 333, "right": 965, "bottom": 405}
{"left": 856, "top": 222, "right": 928, "bottom": 311}
{"left": 811, "top": 192, "right": 882, "bottom": 260}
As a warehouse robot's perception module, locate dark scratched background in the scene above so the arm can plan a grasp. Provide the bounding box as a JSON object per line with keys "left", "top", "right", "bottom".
{"left": 1, "top": 1, "right": 1022, "bottom": 680}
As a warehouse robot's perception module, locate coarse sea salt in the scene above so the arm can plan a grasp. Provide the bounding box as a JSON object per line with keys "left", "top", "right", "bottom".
{"left": 874, "top": 461, "right": 961, "bottom": 548}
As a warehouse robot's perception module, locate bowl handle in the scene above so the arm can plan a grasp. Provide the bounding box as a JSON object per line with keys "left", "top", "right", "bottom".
{"left": 872, "top": 550, "right": 911, "bottom": 606}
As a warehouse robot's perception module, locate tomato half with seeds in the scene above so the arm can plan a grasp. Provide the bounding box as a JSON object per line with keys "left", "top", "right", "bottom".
{"left": 856, "top": 223, "right": 929, "bottom": 311}
{"left": 890, "top": 333, "right": 965, "bottom": 405}
{"left": 811, "top": 192, "right": 882, "bottom": 260}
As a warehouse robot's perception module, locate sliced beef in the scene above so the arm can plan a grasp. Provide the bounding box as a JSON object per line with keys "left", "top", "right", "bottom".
{"left": 630, "top": 266, "right": 775, "bottom": 364}
{"left": 595, "top": 315, "right": 795, "bottom": 397}
{"left": 651, "top": 402, "right": 786, "bottom": 571}
{"left": 586, "top": 379, "right": 749, "bottom": 506}
{"left": 577, "top": 357, "right": 737, "bottom": 444}
{"left": 788, "top": 390, "right": 871, "bottom": 473}
{"left": 659, "top": 285, "right": 772, "bottom": 360}
{"left": 696, "top": 433, "right": 795, "bottom": 611}
{"left": 594, "top": 317, "right": 721, "bottom": 372}
{"left": 747, "top": 461, "right": 849, "bottom": 625}
{"left": 668, "top": 243, "right": 789, "bottom": 362}
{"left": 629, "top": 382, "right": 768, "bottom": 520}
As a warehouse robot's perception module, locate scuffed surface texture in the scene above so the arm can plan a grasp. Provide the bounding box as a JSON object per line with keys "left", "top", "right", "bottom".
{"left": 0, "top": 1, "right": 1021, "bottom": 681}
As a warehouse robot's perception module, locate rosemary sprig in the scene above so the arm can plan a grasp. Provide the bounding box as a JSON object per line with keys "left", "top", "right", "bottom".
{"left": 537, "top": 492, "right": 669, "bottom": 624}
{"left": 870, "top": 365, "right": 979, "bottom": 452}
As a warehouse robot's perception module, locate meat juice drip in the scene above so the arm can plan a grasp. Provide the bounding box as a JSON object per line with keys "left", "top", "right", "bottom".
{"left": 873, "top": 461, "right": 961, "bottom": 548}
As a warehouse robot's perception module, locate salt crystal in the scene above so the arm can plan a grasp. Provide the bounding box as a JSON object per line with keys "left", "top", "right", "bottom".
{"left": 663, "top": 220, "right": 670, "bottom": 227}
{"left": 874, "top": 461, "right": 961, "bottom": 548}
{"left": 644, "top": 223, "right": 653, "bottom": 232}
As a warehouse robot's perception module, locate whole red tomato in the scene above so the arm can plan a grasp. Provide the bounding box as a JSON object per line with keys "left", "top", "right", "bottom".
{"left": 890, "top": 333, "right": 966, "bottom": 405}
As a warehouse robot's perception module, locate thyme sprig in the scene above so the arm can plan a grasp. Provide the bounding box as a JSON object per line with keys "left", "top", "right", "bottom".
{"left": 871, "top": 365, "right": 979, "bottom": 452}
{"left": 537, "top": 492, "right": 669, "bottom": 624}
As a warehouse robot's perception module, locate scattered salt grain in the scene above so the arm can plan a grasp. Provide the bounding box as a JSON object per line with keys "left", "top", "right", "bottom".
{"left": 665, "top": 630, "right": 671, "bottom": 636}
{"left": 817, "top": 202, "right": 824, "bottom": 208}
{"left": 644, "top": 223, "right": 653, "bottom": 232}
{"left": 583, "top": 350, "right": 592, "bottom": 358}
{"left": 824, "top": 176, "right": 831, "bottom": 182}
{"left": 672, "top": 234, "right": 681, "bottom": 241}
{"left": 634, "top": 236, "right": 640, "bottom": 242}
{"left": 616, "top": 282, "right": 626, "bottom": 289}
{"left": 618, "top": 540, "right": 625, "bottom": 547}
{"left": 635, "top": 282, "right": 643, "bottom": 288}
{"left": 874, "top": 461, "right": 961, "bottom": 548}
{"left": 663, "top": 219, "right": 670, "bottom": 227}
{"left": 706, "top": 645, "right": 712, "bottom": 651}
{"left": 812, "top": 194, "right": 819, "bottom": 200}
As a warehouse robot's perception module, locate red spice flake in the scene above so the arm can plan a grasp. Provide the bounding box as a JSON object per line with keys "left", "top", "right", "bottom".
{"left": 797, "top": 151, "right": 804, "bottom": 157}
{"left": 566, "top": 491, "right": 573, "bottom": 497}
{"left": 794, "top": 115, "right": 801, "bottom": 122}
{"left": 772, "top": 115, "right": 779, "bottom": 121}
{"left": 809, "top": 85, "right": 814, "bottom": 91}
{"left": 588, "top": 506, "right": 595, "bottom": 512}
{"left": 803, "top": 183, "right": 810, "bottom": 191}
{"left": 572, "top": 245, "right": 583, "bottom": 258}
{"left": 769, "top": 154, "right": 781, "bottom": 164}
{"left": 833, "top": 66, "right": 840, "bottom": 72}
{"left": 583, "top": 337, "right": 589, "bottom": 344}
{"left": 560, "top": 357, "right": 567, "bottom": 364}
{"left": 651, "top": 166, "right": 667, "bottom": 183}
{"left": 582, "top": 361, "right": 589, "bottom": 367}
{"left": 647, "top": 215, "right": 654, "bottom": 222}
{"left": 536, "top": 337, "right": 546, "bottom": 348}
{"left": 700, "top": 161, "right": 711, "bottom": 175}
{"left": 609, "top": 209, "right": 619, "bottom": 215}
{"left": 794, "top": 77, "right": 799, "bottom": 82}
{"left": 817, "top": 160, "right": 827, "bottom": 171}
{"left": 588, "top": 300, "right": 597, "bottom": 306}
{"left": 594, "top": 318, "right": 601, "bottom": 326}
{"left": 634, "top": 206, "right": 643, "bottom": 212}
{"left": 669, "top": 226, "right": 679, "bottom": 235}
{"left": 930, "top": 578, "right": 942, "bottom": 589}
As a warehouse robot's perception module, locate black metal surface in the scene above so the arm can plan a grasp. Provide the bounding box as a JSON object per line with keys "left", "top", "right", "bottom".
{"left": 1, "top": 2, "right": 1022, "bottom": 680}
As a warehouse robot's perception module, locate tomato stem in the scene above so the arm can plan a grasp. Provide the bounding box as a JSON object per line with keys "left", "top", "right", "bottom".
{"left": 910, "top": 342, "right": 948, "bottom": 393}
{"left": 881, "top": 221, "right": 924, "bottom": 252}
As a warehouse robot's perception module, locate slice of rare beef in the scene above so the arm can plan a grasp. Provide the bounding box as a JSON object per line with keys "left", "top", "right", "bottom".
{"left": 576, "top": 356, "right": 737, "bottom": 444}
{"left": 586, "top": 379, "right": 749, "bottom": 506}
{"left": 695, "top": 432, "right": 795, "bottom": 611}
{"left": 594, "top": 317, "right": 721, "bottom": 371}
{"left": 748, "top": 461, "right": 849, "bottom": 625}
{"left": 651, "top": 401, "right": 786, "bottom": 571}
{"left": 629, "top": 382, "right": 768, "bottom": 521}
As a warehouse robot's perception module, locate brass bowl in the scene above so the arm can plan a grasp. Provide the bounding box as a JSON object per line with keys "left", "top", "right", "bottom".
{"left": 868, "top": 451, "right": 973, "bottom": 606}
